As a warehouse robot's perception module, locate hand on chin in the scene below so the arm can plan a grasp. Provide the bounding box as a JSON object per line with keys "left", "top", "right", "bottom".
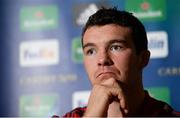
{"left": 99, "top": 75, "right": 118, "bottom": 87}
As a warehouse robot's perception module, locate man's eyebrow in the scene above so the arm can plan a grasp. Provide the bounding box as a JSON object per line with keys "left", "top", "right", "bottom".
{"left": 83, "top": 43, "right": 95, "bottom": 49}
{"left": 107, "top": 39, "right": 127, "bottom": 44}
{"left": 83, "top": 39, "right": 127, "bottom": 49}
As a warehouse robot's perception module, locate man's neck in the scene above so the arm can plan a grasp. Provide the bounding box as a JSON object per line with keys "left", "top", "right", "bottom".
{"left": 129, "top": 89, "right": 145, "bottom": 115}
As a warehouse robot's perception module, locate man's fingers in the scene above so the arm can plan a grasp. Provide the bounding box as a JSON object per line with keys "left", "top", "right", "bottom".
{"left": 110, "top": 86, "right": 128, "bottom": 114}
{"left": 119, "top": 94, "right": 128, "bottom": 114}
{"left": 96, "top": 78, "right": 129, "bottom": 115}
{"left": 103, "top": 81, "right": 129, "bottom": 114}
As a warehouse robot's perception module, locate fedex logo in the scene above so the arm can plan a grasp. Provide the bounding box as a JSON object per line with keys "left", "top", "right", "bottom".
{"left": 20, "top": 39, "right": 59, "bottom": 67}
{"left": 24, "top": 48, "right": 54, "bottom": 60}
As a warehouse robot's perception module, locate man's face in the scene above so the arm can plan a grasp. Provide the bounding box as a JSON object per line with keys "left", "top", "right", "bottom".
{"left": 82, "top": 24, "right": 147, "bottom": 87}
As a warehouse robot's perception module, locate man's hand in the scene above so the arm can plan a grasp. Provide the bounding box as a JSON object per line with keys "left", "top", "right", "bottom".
{"left": 83, "top": 78, "right": 128, "bottom": 117}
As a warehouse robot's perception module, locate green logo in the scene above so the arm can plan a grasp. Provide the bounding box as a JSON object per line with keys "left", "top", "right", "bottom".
{"left": 125, "top": 0, "right": 166, "bottom": 21}
{"left": 20, "top": 5, "right": 59, "bottom": 31}
{"left": 19, "top": 94, "right": 59, "bottom": 116}
{"left": 72, "top": 37, "right": 83, "bottom": 63}
{"left": 146, "top": 87, "right": 170, "bottom": 104}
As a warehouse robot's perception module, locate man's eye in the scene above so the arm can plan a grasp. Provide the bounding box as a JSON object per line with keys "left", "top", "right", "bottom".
{"left": 110, "top": 45, "right": 122, "bottom": 51}
{"left": 86, "top": 49, "right": 96, "bottom": 56}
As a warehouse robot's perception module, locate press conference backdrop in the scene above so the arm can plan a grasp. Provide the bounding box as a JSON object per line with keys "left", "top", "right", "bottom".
{"left": 0, "top": 0, "right": 179, "bottom": 117}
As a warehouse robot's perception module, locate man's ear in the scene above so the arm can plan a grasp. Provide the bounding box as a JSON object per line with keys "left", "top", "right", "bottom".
{"left": 139, "top": 50, "right": 150, "bottom": 69}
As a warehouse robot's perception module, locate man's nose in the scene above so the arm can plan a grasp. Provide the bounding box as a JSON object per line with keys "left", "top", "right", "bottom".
{"left": 98, "top": 51, "right": 113, "bottom": 66}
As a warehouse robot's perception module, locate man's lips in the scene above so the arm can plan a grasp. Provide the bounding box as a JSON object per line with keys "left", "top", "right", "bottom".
{"left": 96, "top": 72, "right": 116, "bottom": 79}
{"left": 95, "top": 67, "right": 119, "bottom": 80}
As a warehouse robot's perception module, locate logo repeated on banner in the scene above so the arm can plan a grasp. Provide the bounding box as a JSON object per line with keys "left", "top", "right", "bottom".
{"left": 19, "top": 94, "right": 59, "bottom": 116}
{"left": 72, "top": 91, "right": 90, "bottom": 109}
{"left": 146, "top": 87, "right": 170, "bottom": 104}
{"left": 158, "top": 66, "right": 180, "bottom": 77}
{"left": 72, "top": 37, "right": 83, "bottom": 63}
{"left": 19, "top": 39, "right": 59, "bottom": 67}
{"left": 19, "top": 73, "right": 78, "bottom": 86}
{"left": 73, "top": 2, "right": 110, "bottom": 26}
{"left": 147, "top": 31, "right": 168, "bottom": 58}
{"left": 125, "top": 0, "right": 166, "bottom": 21}
{"left": 20, "top": 5, "right": 59, "bottom": 31}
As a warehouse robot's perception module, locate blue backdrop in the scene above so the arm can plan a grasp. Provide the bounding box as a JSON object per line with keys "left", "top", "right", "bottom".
{"left": 0, "top": 0, "right": 179, "bottom": 117}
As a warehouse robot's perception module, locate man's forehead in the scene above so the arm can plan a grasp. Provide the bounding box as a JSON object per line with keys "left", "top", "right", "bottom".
{"left": 82, "top": 25, "right": 132, "bottom": 44}
{"left": 83, "top": 24, "right": 132, "bottom": 38}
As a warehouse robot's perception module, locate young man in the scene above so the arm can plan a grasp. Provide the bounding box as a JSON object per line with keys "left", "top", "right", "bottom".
{"left": 63, "top": 7, "right": 176, "bottom": 117}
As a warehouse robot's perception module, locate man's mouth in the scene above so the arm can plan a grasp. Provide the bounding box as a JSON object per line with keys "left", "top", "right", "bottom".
{"left": 96, "top": 72, "right": 116, "bottom": 79}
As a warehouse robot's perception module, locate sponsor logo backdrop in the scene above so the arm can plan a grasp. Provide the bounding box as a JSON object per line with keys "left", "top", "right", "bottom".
{"left": 0, "top": 0, "right": 179, "bottom": 117}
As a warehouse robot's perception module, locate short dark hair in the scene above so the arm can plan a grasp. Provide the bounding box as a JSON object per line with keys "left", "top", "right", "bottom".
{"left": 82, "top": 7, "right": 148, "bottom": 54}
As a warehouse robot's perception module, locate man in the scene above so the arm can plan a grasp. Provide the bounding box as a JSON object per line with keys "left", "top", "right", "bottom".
{"left": 62, "top": 7, "right": 176, "bottom": 117}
